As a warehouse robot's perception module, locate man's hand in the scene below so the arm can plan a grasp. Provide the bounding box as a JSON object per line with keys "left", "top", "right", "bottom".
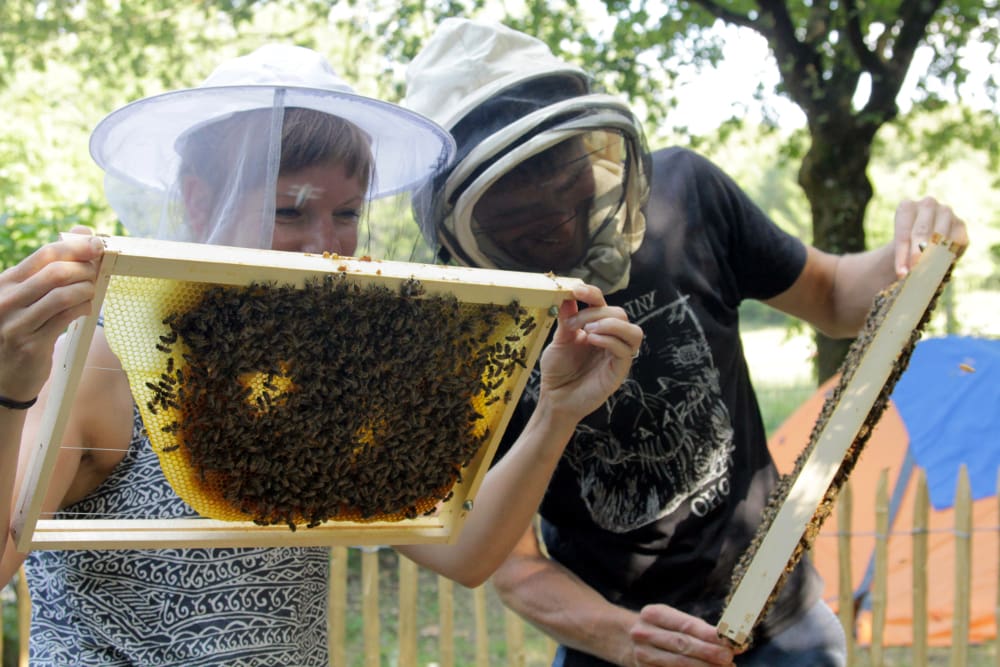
{"left": 629, "top": 604, "right": 737, "bottom": 666}
{"left": 893, "top": 196, "right": 968, "bottom": 277}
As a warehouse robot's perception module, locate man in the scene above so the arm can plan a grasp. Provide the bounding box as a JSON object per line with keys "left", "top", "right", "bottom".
{"left": 404, "top": 18, "right": 969, "bottom": 667}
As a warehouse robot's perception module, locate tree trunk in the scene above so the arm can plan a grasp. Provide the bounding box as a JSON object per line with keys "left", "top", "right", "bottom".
{"left": 798, "top": 131, "right": 875, "bottom": 384}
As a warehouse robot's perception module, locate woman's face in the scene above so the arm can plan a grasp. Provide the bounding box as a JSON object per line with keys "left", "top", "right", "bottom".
{"left": 270, "top": 162, "right": 366, "bottom": 255}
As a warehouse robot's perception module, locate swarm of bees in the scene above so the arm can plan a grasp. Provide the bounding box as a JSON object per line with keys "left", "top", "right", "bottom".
{"left": 724, "top": 260, "right": 955, "bottom": 648}
{"left": 142, "top": 273, "right": 534, "bottom": 530}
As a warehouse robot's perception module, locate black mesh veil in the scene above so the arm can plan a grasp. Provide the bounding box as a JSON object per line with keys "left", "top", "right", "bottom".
{"left": 411, "top": 75, "right": 650, "bottom": 292}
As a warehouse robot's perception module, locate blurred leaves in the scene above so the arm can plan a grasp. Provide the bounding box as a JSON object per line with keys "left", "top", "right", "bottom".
{"left": 0, "top": 200, "right": 106, "bottom": 270}
{"left": 0, "top": 0, "right": 996, "bottom": 274}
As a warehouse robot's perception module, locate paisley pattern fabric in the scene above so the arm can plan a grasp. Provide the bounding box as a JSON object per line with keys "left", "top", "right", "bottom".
{"left": 25, "top": 405, "right": 330, "bottom": 666}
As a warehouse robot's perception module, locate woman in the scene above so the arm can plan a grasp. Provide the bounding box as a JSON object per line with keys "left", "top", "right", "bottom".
{"left": 1, "top": 43, "right": 643, "bottom": 665}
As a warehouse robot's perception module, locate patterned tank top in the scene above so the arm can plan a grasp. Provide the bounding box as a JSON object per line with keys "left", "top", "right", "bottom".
{"left": 25, "top": 405, "right": 330, "bottom": 666}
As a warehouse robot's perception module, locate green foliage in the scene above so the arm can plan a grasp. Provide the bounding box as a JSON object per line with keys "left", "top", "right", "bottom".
{"left": 990, "top": 243, "right": 1000, "bottom": 288}
{"left": 2, "top": 579, "right": 21, "bottom": 667}
{"left": 738, "top": 298, "right": 795, "bottom": 330}
{"left": 358, "top": 193, "right": 434, "bottom": 262}
{"left": 0, "top": 1, "right": 303, "bottom": 93}
{"left": 895, "top": 106, "right": 1000, "bottom": 186}
{"left": 0, "top": 200, "right": 108, "bottom": 269}
{"left": 1, "top": 1, "right": 997, "bottom": 171}
{"left": 0, "top": 1, "right": 996, "bottom": 312}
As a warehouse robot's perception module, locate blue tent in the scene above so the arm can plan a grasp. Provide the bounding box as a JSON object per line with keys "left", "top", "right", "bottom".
{"left": 892, "top": 336, "right": 1000, "bottom": 509}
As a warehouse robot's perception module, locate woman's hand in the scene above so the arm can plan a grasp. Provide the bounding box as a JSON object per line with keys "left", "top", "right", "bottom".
{"left": 538, "top": 283, "right": 643, "bottom": 419}
{"left": 0, "top": 227, "right": 103, "bottom": 403}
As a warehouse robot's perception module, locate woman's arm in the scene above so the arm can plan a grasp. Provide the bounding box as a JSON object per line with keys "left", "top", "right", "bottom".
{"left": 397, "top": 283, "right": 643, "bottom": 585}
{"left": 1, "top": 230, "right": 103, "bottom": 579}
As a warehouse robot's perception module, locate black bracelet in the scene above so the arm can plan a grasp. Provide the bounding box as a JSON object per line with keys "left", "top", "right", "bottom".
{"left": 0, "top": 394, "right": 37, "bottom": 410}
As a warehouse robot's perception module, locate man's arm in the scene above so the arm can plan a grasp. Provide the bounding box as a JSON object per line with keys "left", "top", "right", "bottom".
{"left": 492, "top": 526, "right": 736, "bottom": 667}
{"left": 766, "top": 197, "right": 968, "bottom": 338}
{"left": 493, "top": 525, "right": 640, "bottom": 665}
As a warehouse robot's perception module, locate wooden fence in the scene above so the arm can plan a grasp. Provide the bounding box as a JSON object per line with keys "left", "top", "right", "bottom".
{"left": 3, "top": 465, "right": 998, "bottom": 666}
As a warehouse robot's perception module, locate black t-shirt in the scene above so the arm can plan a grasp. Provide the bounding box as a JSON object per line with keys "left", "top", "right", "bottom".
{"left": 494, "top": 147, "right": 823, "bottom": 657}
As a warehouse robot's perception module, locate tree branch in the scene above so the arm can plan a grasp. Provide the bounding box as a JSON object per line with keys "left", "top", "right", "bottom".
{"left": 843, "top": 0, "right": 885, "bottom": 75}
{"left": 862, "top": 0, "right": 944, "bottom": 121}
{"left": 803, "top": 2, "right": 833, "bottom": 47}
{"left": 689, "top": 0, "right": 756, "bottom": 31}
{"left": 892, "top": 0, "right": 944, "bottom": 76}
{"left": 753, "top": 0, "right": 826, "bottom": 115}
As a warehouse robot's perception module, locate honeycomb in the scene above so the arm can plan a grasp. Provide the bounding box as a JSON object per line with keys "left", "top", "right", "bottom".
{"left": 102, "top": 272, "right": 537, "bottom": 530}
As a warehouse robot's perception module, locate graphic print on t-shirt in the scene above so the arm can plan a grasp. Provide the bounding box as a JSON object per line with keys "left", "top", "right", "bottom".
{"left": 565, "top": 289, "right": 735, "bottom": 533}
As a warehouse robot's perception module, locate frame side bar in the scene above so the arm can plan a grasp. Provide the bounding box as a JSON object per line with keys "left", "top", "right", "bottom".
{"left": 11, "top": 244, "right": 119, "bottom": 551}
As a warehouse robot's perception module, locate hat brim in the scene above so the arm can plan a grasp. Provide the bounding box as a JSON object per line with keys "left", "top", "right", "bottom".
{"left": 90, "top": 85, "right": 455, "bottom": 199}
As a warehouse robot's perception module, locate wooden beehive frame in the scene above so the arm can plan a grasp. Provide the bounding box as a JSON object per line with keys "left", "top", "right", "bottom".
{"left": 13, "top": 235, "right": 581, "bottom": 551}
{"left": 717, "top": 236, "right": 960, "bottom": 647}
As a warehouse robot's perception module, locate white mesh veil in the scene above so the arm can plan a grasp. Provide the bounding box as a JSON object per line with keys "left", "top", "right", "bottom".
{"left": 90, "top": 44, "right": 455, "bottom": 250}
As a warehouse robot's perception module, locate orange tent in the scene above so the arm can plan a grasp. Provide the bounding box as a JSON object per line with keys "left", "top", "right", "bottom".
{"left": 768, "top": 372, "right": 998, "bottom": 646}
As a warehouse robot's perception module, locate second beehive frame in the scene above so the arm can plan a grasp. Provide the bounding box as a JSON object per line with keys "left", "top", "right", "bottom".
{"left": 717, "top": 236, "right": 960, "bottom": 647}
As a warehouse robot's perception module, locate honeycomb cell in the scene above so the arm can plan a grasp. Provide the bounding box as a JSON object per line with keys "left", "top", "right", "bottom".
{"left": 103, "top": 273, "right": 537, "bottom": 529}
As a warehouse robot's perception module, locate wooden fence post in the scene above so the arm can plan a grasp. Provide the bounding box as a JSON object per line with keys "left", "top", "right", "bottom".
{"left": 362, "top": 547, "right": 380, "bottom": 667}
{"left": 329, "top": 546, "right": 348, "bottom": 667}
{"left": 504, "top": 607, "right": 526, "bottom": 666}
{"left": 949, "top": 465, "right": 972, "bottom": 667}
{"left": 474, "top": 585, "right": 490, "bottom": 667}
{"left": 870, "top": 468, "right": 889, "bottom": 667}
{"left": 837, "top": 480, "right": 855, "bottom": 666}
{"left": 438, "top": 575, "right": 455, "bottom": 667}
{"left": 399, "top": 555, "right": 418, "bottom": 666}
{"left": 996, "top": 467, "right": 1000, "bottom": 667}
{"left": 1, "top": 582, "right": 5, "bottom": 664}
{"left": 912, "top": 469, "right": 929, "bottom": 667}
{"left": 543, "top": 636, "right": 558, "bottom": 663}
{"left": 16, "top": 567, "right": 29, "bottom": 667}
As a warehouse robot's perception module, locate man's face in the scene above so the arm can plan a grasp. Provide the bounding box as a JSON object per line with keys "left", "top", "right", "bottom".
{"left": 472, "top": 138, "right": 596, "bottom": 272}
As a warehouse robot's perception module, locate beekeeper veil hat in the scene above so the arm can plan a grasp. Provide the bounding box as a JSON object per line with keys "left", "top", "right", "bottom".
{"left": 404, "top": 18, "right": 648, "bottom": 293}
{"left": 91, "top": 43, "right": 455, "bottom": 249}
